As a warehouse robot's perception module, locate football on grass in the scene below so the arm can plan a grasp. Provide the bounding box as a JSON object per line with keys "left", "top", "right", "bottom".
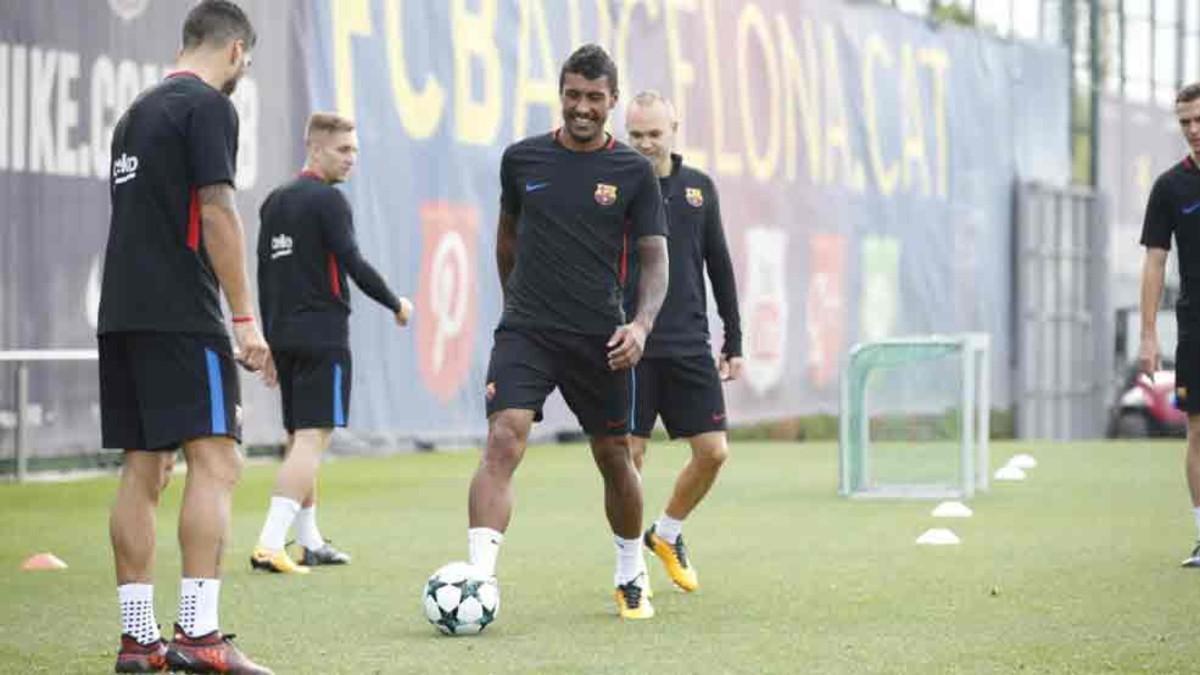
{"left": 422, "top": 562, "right": 499, "bottom": 635}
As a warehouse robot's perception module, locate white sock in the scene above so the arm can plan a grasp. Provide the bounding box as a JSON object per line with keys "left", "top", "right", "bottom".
{"left": 118, "top": 583, "right": 161, "bottom": 645}
{"left": 178, "top": 578, "right": 220, "bottom": 638}
{"left": 1192, "top": 507, "right": 1200, "bottom": 539}
{"left": 614, "top": 536, "right": 642, "bottom": 586}
{"left": 257, "top": 496, "right": 301, "bottom": 551}
{"left": 655, "top": 514, "right": 684, "bottom": 544}
{"left": 295, "top": 505, "right": 325, "bottom": 550}
{"left": 468, "top": 527, "right": 504, "bottom": 577}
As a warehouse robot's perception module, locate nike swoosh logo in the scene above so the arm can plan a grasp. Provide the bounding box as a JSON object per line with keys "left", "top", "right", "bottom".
{"left": 526, "top": 181, "right": 549, "bottom": 192}
{"left": 1184, "top": 201, "right": 1200, "bottom": 214}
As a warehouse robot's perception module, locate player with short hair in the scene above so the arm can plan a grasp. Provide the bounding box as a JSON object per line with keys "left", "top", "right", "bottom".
{"left": 100, "top": 2, "right": 273, "bottom": 672}
{"left": 1139, "top": 82, "right": 1200, "bottom": 568}
{"left": 465, "top": 44, "right": 670, "bottom": 619}
{"left": 251, "top": 112, "right": 412, "bottom": 573}
{"left": 624, "top": 91, "right": 742, "bottom": 592}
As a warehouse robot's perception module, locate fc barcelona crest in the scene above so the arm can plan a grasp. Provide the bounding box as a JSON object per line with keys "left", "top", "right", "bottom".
{"left": 594, "top": 183, "right": 618, "bottom": 206}
{"left": 686, "top": 187, "right": 704, "bottom": 207}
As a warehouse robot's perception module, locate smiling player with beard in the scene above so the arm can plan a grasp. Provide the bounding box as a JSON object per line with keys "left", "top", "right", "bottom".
{"left": 463, "top": 44, "right": 670, "bottom": 619}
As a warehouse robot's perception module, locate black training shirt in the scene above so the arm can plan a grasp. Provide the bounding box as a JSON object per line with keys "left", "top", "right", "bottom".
{"left": 628, "top": 154, "right": 742, "bottom": 358}
{"left": 257, "top": 172, "right": 402, "bottom": 349}
{"left": 498, "top": 130, "right": 668, "bottom": 335}
{"left": 98, "top": 71, "right": 237, "bottom": 336}
{"left": 1141, "top": 155, "right": 1200, "bottom": 313}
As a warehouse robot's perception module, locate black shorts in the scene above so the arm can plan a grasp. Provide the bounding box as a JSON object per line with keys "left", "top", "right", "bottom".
{"left": 99, "top": 332, "right": 241, "bottom": 451}
{"left": 274, "top": 347, "right": 352, "bottom": 432}
{"left": 631, "top": 354, "right": 728, "bottom": 439}
{"left": 485, "top": 326, "right": 631, "bottom": 436}
{"left": 1176, "top": 335, "right": 1200, "bottom": 413}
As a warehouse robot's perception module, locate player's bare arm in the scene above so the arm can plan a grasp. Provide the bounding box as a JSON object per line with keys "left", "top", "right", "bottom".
{"left": 1139, "top": 246, "right": 1169, "bottom": 378}
{"left": 496, "top": 211, "right": 518, "bottom": 294}
{"left": 608, "top": 234, "right": 668, "bottom": 370}
{"left": 199, "top": 182, "right": 274, "bottom": 382}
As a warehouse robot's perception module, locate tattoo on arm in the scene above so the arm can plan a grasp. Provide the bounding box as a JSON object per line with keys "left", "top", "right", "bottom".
{"left": 198, "top": 182, "right": 253, "bottom": 316}
{"left": 198, "top": 183, "right": 237, "bottom": 211}
{"left": 633, "top": 235, "right": 668, "bottom": 330}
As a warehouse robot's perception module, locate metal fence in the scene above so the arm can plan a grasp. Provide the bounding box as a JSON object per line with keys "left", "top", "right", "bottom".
{"left": 1013, "top": 182, "right": 1111, "bottom": 439}
{"left": 0, "top": 350, "right": 98, "bottom": 481}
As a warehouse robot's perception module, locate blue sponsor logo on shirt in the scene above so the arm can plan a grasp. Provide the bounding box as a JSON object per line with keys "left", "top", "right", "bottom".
{"left": 1183, "top": 200, "right": 1200, "bottom": 215}
{"left": 526, "top": 181, "right": 550, "bottom": 193}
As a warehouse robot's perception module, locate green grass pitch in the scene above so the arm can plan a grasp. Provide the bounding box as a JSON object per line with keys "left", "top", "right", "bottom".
{"left": 1, "top": 440, "right": 1197, "bottom": 673}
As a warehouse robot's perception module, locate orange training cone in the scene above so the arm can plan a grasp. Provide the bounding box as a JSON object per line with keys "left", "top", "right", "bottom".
{"left": 21, "top": 552, "right": 68, "bottom": 571}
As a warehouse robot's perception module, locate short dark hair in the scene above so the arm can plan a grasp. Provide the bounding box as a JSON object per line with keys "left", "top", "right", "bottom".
{"left": 1179, "top": 83, "right": 1200, "bottom": 105}
{"left": 559, "top": 44, "right": 618, "bottom": 95}
{"left": 182, "top": 1, "right": 257, "bottom": 51}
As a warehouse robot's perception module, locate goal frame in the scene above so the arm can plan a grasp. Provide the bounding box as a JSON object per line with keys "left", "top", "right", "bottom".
{"left": 838, "top": 333, "right": 990, "bottom": 499}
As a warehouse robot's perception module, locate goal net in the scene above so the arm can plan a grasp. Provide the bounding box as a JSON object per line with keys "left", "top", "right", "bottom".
{"left": 839, "top": 334, "right": 990, "bottom": 499}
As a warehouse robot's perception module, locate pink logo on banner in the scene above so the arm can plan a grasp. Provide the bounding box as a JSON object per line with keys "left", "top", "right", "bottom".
{"left": 416, "top": 203, "right": 478, "bottom": 402}
{"left": 805, "top": 234, "right": 846, "bottom": 388}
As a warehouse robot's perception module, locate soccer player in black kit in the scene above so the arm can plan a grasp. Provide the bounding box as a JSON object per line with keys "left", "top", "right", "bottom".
{"left": 624, "top": 91, "right": 742, "bottom": 593}
{"left": 99, "top": 2, "right": 273, "bottom": 673}
{"left": 464, "top": 44, "right": 670, "bottom": 620}
{"left": 251, "top": 113, "right": 412, "bottom": 574}
{"left": 1139, "top": 82, "right": 1200, "bottom": 568}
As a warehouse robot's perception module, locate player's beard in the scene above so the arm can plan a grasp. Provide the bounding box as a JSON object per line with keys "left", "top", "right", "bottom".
{"left": 221, "top": 69, "right": 245, "bottom": 96}
{"left": 565, "top": 114, "right": 603, "bottom": 144}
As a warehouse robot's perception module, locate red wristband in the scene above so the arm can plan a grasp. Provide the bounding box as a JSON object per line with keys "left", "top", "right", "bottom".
{"left": 232, "top": 315, "right": 255, "bottom": 324}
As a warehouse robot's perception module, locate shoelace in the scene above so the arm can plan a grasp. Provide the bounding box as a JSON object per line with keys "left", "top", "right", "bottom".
{"left": 620, "top": 582, "right": 643, "bottom": 608}
{"left": 673, "top": 536, "right": 690, "bottom": 568}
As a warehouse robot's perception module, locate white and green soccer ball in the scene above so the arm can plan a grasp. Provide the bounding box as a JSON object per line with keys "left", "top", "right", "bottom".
{"left": 422, "top": 562, "right": 500, "bottom": 636}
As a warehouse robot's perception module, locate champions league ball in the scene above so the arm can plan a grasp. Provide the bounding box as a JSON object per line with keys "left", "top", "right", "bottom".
{"left": 422, "top": 562, "right": 500, "bottom": 636}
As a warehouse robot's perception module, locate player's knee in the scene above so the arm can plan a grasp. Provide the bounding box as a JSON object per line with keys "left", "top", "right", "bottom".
{"left": 485, "top": 421, "right": 526, "bottom": 469}
{"left": 187, "top": 446, "right": 244, "bottom": 489}
{"left": 293, "top": 428, "right": 332, "bottom": 454}
{"left": 630, "top": 443, "right": 646, "bottom": 471}
{"left": 592, "top": 435, "right": 634, "bottom": 472}
{"left": 703, "top": 445, "right": 729, "bottom": 469}
{"left": 695, "top": 436, "right": 729, "bottom": 469}
{"left": 123, "top": 453, "right": 175, "bottom": 501}
{"left": 156, "top": 455, "right": 176, "bottom": 493}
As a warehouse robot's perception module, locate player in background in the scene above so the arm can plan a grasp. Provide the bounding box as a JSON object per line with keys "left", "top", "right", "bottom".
{"left": 100, "top": 2, "right": 274, "bottom": 673}
{"left": 624, "top": 91, "right": 742, "bottom": 592}
{"left": 1138, "top": 82, "right": 1200, "bottom": 568}
{"left": 251, "top": 113, "right": 413, "bottom": 573}
{"left": 465, "top": 44, "right": 669, "bottom": 619}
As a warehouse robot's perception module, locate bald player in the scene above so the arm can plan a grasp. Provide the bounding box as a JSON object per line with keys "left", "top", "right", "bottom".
{"left": 624, "top": 91, "right": 742, "bottom": 593}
